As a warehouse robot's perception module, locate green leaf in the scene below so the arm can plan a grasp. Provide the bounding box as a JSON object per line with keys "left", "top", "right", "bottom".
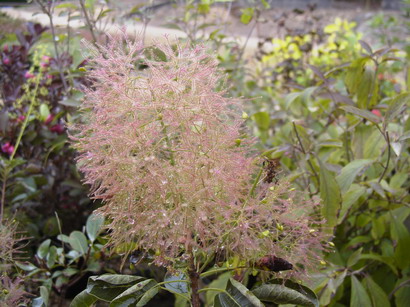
{"left": 336, "top": 159, "right": 373, "bottom": 193}
{"left": 362, "top": 276, "right": 391, "bottom": 307}
{"left": 69, "top": 231, "right": 89, "bottom": 255}
{"left": 39, "top": 104, "right": 50, "bottom": 121}
{"left": 363, "top": 129, "right": 384, "bottom": 159}
{"left": 359, "top": 254, "right": 398, "bottom": 275}
{"left": 32, "top": 297, "right": 46, "bottom": 307}
{"left": 136, "top": 286, "right": 159, "bottom": 307}
{"left": 206, "top": 272, "right": 231, "bottom": 305}
{"left": 70, "top": 290, "right": 98, "bottom": 307}
{"left": 15, "top": 261, "right": 37, "bottom": 271}
{"left": 110, "top": 279, "right": 158, "bottom": 307}
{"left": 338, "top": 184, "right": 366, "bottom": 223}
{"left": 398, "top": 130, "right": 410, "bottom": 142}
{"left": 284, "top": 92, "right": 302, "bottom": 109}
{"left": 36, "top": 286, "right": 49, "bottom": 307}
{"left": 394, "top": 278, "right": 410, "bottom": 307}
{"left": 347, "top": 248, "right": 363, "bottom": 267}
{"left": 37, "top": 239, "right": 51, "bottom": 260}
{"left": 340, "top": 105, "right": 381, "bottom": 124}
{"left": 59, "top": 98, "right": 81, "bottom": 107}
{"left": 390, "top": 172, "right": 408, "bottom": 189}
{"left": 252, "top": 112, "right": 270, "bottom": 130}
{"left": 252, "top": 279, "right": 318, "bottom": 307}
{"left": 86, "top": 213, "right": 105, "bottom": 243}
{"left": 318, "top": 139, "right": 343, "bottom": 148}
{"left": 87, "top": 274, "right": 146, "bottom": 302}
{"left": 383, "top": 93, "right": 410, "bottom": 130}
{"left": 215, "top": 278, "right": 264, "bottom": 307}
{"left": 55, "top": 3, "right": 79, "bottom": 10}
{"left": 57, "top": 234, "right": 71, "bottom": 244}
{"left": 164, "top": 272, "right": 188, "bottom": 294}
{"left": 318, "top": 159, "right": 341, "bottom": 229}
{"left": 390, "top": 218, "right": 410, "bottom": 270}
{"left": 240, "top": 8, "right": 254, "bottom": 25}
{"left": 359, "top": 40, "right": 373, "bottom": 54}
{"left": 344, "top": 57, "right": 374, "bottom": 108}
{"left": 350, "top": 276, "right": 372, "bottom": 307}
{"left": 46, "top": 246, "right": 57, "bottom": 268}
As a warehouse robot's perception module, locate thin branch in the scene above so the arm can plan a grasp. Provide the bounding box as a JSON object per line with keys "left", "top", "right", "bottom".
{"left": 292, "top": 122, "right": 320, "bottom": 186}
{"left": 35, "top": 0, "right": 69, "bottom": 93}
{"left": 79, "top": 0, "right": 100, "bottom": 50}
{"left": 389, "top": 278, "right": 410, "bottom": 299}
{"left": 233, "top": 10, "right": 259, "bottom": 73}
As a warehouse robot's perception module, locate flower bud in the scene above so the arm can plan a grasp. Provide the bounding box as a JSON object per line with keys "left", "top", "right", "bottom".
{"left": 24, "top": 71, "right": 35, "bottom": 79}
{"left": 1, "top": 142, "right": 14, "bottom": 155}
{"left": 44, "top": 114, "right": 54, "bottom": 125}
{"left": 50, "top": 124, "right": 65, "bottom": 134}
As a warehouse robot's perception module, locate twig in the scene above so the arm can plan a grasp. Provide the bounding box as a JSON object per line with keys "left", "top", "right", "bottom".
{"left": 233, "top": 12, "right": 258, "bottom": 73}
{"left": 292, "top": 122, "right": 320, "bottom": 186}
{"left": 79, "top": 0, "right": 100, "bottom": 50}
{"left": 389, "top": 278, "right": 410, "bottom": 299}
{"left": 35, "top": 0, "right": 69, "bottom": 94}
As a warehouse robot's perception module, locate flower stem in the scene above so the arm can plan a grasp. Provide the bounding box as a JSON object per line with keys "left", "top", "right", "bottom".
{"left": 188, "top": 252, "right": 201, "bottom": 307}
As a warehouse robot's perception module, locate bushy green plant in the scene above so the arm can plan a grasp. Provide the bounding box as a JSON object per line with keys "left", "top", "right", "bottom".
{"left": 247, "top": 38, "right": 410, "bottom": 306}
{"left": 16, "top": 214, "right": 106, "bottom": 306}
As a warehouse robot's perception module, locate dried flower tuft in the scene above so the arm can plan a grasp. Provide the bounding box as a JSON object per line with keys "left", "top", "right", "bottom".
{"left": 72, "top": 33, "right": 325, "bottom": 273}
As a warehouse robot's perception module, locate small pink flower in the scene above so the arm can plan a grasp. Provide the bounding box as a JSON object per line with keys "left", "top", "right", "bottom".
{"left": 1, "top": 142, "right": 14, "bottom": 155}
{"left": 41, "top": 55, "right": 51, "bottom": 62}
{"left": 24, "top": 71, "right": 35, "bottom": 79}
{"left": 50, "top": 124, "right": 64, "bottom": 134}
{"left": 46, "top": 74, "right": 53, "bottom": 80}
{"left": 44, "top": 114, "right": 54, "bottom": 125}
{"left": 3, "top": 57, "right": 10, "bottom": 65}
{"left": 371, "top": 109, "right": 382, "bottom": 117}
{"left": 17, "top": 115, "right": 25, "bottom": 123}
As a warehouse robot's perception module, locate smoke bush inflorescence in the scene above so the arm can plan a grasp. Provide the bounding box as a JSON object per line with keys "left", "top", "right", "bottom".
{"left": 72, "top": 33, "right": 324, "bottom": 272}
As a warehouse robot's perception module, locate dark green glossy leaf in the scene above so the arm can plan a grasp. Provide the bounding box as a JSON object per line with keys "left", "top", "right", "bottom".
{"left": 164, "top": 272, "right": 188, "bottom": 294}
{"left": 37, "top": 239, "right": 51, "bottom": 260}
{"left": 215, "top": 278, "right": 263, "bottom": 307}
{"left": 252, "top": 279, "right": 318, "bottom": 307}
{"left": 69, "top": 231, "right": 89, "bottom": 255}
{"left": 109, "top": 279, "right": 158, "bottom": 307}
{"left": 86, "top": 213, "right": 105, "bottom": 243}
{"left": 87, "top": 274, "right": 146, "bottom": 302}
{"left": 70, "top": 290, "right": 98, "bottom": 307}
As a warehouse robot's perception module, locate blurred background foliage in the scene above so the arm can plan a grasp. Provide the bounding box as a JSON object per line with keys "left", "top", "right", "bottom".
{"left": 0, "top": 0, "right": 409, "bottom": 306}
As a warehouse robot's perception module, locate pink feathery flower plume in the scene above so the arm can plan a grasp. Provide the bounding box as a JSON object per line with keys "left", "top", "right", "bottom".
{"left": 71, "top": 32, "right": 325, "bottom": 273}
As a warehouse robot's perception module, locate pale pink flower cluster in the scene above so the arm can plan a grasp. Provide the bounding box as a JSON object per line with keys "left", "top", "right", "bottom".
{"left": 72, "top": 34, "right": 324, "bottom": 271}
